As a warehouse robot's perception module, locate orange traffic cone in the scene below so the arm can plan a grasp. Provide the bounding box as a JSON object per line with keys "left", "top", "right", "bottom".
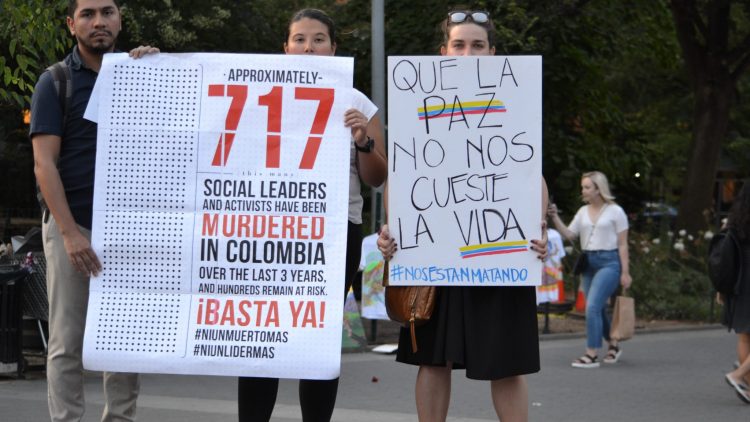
{"left": 575, "top": 284, "right": 586, "bottom": 312}
{"left": 553, "top": 280, "right": 565, "bottom": 304}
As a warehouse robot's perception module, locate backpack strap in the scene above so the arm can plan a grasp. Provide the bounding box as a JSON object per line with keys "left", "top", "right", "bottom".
{"left": 38, "top": 60, "right": 72, "bottom": 222}
{"left": 728, "top": 230, "right": 745, "bottom": 296}
{"left": 46, "top": 60, "right": 73, "bottom": 133}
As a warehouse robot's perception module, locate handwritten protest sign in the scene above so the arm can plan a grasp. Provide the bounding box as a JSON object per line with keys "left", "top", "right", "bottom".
{"left": 387, "top": 56, "right": 542, "bottom": 286}
{"left": 82, "top": 53, "right": 354, "bottom": 379}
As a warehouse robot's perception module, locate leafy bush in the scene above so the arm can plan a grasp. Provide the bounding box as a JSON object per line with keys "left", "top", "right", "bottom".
{"left": 0, "top": 0, "right": 70, "bottom": 107}
{"left": 558, "top": 224, "right": 721, "bottom": 321}
{"left": 628, "top": 227, "right": 719, "bottom": 321}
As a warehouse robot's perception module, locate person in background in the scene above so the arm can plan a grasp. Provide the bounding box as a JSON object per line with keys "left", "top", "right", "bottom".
{"left": 30, "top": 0, "right": 158, "bottom": 420}
{"left": 547, "top": 171, "right": 632, "bottom": 368}
{"left": 236, "top": 8, "right": 387, "bottom": 422}
{"left": 378, "top": 9, "right": 548, "bottom": 422}
{"left": 718, "top": 183, "right": 750, "bottom": 403}
{"left": 539, "top": 224, "right": 566, "bottom": 304}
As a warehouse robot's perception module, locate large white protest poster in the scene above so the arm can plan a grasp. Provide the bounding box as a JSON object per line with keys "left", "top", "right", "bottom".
{"left": 82, "top": 53, "right": 353, "bottom": 379}
{"left": 387, "top": 56, "right": 542, "bottom": 286}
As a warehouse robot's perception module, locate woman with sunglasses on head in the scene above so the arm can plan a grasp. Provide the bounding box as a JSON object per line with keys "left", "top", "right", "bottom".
{"left": 378, "top": 9, "right": 548, "bottom": 422}
{"left": 236, "top": 8, "right": 387, "bottom": 422}
{"left": 547, "top": 171, "right": 632, "bottom": 368}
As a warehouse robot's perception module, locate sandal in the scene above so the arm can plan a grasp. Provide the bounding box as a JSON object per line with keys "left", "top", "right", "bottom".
{"left": 603, "top": 344, "right": 622, "bottom": 364}
{"left": 725, "top": 373, "right": 750, "bottom": 404}
{"left": 571, "top": 354, "right": 599, "bottom": 368}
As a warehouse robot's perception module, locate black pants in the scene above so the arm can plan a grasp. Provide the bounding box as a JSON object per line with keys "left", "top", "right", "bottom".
{"left": 238, "top": 222, "right": 362, "bottom": 422}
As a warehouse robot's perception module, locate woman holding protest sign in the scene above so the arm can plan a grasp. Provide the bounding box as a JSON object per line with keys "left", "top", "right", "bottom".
{"left": 547, "top": 171, "right": 631, "bottom": 368}
{"left": 378, "top": 10, "right": 548, "bottom": 422}
{"left": 236, "top": 8, "right": 387, "bottom": 422}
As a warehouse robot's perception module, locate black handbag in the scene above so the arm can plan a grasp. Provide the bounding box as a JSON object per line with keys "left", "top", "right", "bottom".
{"left": 573, "top": 252, "right": 588, "bottom": 276}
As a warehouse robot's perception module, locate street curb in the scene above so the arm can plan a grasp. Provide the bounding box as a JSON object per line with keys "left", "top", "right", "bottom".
{"left": 538, "top": 322, "right": 724, "bottom": 341}
{"left": 355, "top": 322, "right": 726, "bottom": 352}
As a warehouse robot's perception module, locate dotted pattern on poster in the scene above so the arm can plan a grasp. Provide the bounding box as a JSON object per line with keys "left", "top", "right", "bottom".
{"left": 94, "top": 292, "right": 180, "bottom": 353}
{"left": 96, "top": 63, "right": 201, "bottom": 350}
{"left": 108, "top": 64, "right": 200, "bottom": 130}
{"left": 101, "top": 211, "right": 189, "bottom": 292}
{"left": 103, "top": 129, "right": 195, "bottom": 211}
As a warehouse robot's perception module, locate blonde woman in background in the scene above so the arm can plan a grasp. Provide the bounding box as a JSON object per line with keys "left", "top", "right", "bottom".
{"left": 548, "top": 171, "right": 632, "bottom": 368}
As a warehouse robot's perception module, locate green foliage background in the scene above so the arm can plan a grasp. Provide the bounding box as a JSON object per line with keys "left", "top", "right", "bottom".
{"left": 1, "top": 1, "right": 749, "bottom": 319}
{"left": 3, "top": 0, "right": 749, "bottom": 217}
{"left": 627, "top": 229, "right": 716, "bottom": 321}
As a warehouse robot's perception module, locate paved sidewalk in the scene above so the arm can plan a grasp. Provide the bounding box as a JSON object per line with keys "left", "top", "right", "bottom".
{"left": 2, "top": 325, "right": 747, "bottom": 421}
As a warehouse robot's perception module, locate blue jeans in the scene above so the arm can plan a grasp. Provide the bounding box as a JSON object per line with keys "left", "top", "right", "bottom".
{"left": 581, "top": 250, "right": 621, "bottom": 349}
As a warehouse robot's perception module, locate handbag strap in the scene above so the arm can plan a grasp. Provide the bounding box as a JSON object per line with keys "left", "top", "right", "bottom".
{"left": 582, "top": 204, "right": 607, "bottom": 252}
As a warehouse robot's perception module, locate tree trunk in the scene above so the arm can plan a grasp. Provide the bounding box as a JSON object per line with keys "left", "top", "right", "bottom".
{"left": 676, "top": 78, "right": 733, "bottom": 232}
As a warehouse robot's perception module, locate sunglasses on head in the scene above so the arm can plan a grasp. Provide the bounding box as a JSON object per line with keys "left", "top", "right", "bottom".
{"left": 448, "top": 10, "right": 490, "bottom": 24}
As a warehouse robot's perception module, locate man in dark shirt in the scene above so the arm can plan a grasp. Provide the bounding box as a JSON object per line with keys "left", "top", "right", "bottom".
{"left": 30, "top": 1, "right": 156, "bottom": 420}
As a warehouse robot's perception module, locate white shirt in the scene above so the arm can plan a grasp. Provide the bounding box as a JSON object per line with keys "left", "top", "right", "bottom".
{"left": 347, "top": 89, "right": 378, "bottom": 224}
{"left": 568, "top": 203, "right": 628, "bottom": 251}
{"left": 545, "top": 228, "right": 566, "bottom": 267}
{"left": 359, "top": 231, "right": 380, "bottom": 271}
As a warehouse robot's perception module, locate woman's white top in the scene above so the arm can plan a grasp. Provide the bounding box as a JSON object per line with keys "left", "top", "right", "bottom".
{"left": 568, "top": 203, "right": 629, "bottom": 251}
{"left": 347, "top": 89, "right": 378, "bottom": 224}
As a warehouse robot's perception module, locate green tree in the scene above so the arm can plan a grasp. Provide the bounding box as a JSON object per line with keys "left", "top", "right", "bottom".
{"left": 669, "top": 0, "right": 750, "bottom": 231}
{"left": 1, "top": 0, "right": 71, "bottom": 226}
{"left": 6, "top": 0, "right": 745, "bottom": 238}
{"left": 0, "top": 0, "right": 70, "bottom": 108}
{"left": 494, "top": 1, "right": 674, "bottom": 215}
